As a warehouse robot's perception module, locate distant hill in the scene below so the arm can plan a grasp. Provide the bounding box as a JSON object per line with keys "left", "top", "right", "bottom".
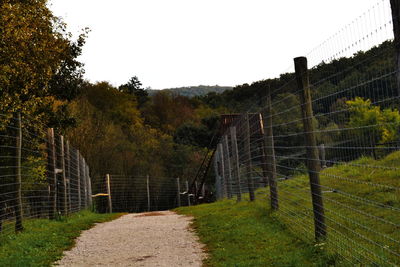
{"left": 147, "top": 85, "right": 233, "bottom": 97}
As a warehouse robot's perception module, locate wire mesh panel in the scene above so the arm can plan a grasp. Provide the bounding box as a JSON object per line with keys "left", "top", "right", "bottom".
{"left": 91, "top": 175, "right": 199, "bottom": 213}
{"left": 212, "top": 0, "right": 400, "bottom": 265}
{"left": 0, "top": 113, "right": 92, "bottom": 236}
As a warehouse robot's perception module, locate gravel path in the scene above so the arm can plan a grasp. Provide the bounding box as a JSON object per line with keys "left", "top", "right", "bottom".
{"left": 56, "top": 211, "right": 206, "bottom": 266}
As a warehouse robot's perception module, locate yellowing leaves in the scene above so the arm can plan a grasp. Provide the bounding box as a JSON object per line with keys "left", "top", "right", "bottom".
{"left": 346, "top": 97, "right": 400, "bottom": 144}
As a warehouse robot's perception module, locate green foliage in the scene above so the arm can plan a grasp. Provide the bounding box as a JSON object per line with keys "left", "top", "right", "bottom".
{"left": 346, "top": 97, "right": 400, "bottom": 144}
{"left": 148, "top": 85, "right": 232, "bottom": 98}
{"left": 176, "top": 200, "right": 335, "bottom": 266}
{"left": 0, "top": 0, "right": 86, "bottom": 128}
{"left": 66, "top": 82, "right": 206, "bottom": 211}
{"left": 0, "top": 211, "right": 122, "bottom": 267}
{"left": 119, "top": 76, "right": 149, "bottom": 108}
{"left": 174, "top": 115, "right": 219, "bottom": 148}
{"left": 269, "top": 151, "right": 400, "bottom": 265}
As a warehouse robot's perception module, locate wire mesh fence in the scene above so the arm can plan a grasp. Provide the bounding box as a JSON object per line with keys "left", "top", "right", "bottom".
{"left": 0, "top": 113, "right": 92, "bottom": 236}
{"left": 213, "top": 0, "right": 400, "bottom": 265}
{"left": 91, "top": 175, "right": 209, "bottom": 213}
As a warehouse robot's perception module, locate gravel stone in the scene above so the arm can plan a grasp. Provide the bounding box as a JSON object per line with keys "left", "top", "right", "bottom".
{"left": 55, "top": 211, "right": 206, "bottom": 266}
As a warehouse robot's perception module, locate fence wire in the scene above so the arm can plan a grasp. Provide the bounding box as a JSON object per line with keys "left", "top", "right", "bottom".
{"left": 91, "top": 175, "right": 209, "bottom": 213}
{"left": 213, "top": 0, "right": 400, "bottom": 265}
{"left": 0, "top": 113, "right": 92, "bottom": 236}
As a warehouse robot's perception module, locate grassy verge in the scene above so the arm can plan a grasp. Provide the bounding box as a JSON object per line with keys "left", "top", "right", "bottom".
{"left": 178, "top": 151, "right": 400, "bottom": 266}
{"left": 0, "top": 210, "right": 123, "bottom": 266}
{"left": 272, "top": 151, "right": 400, "bottom": 265}
{"left": 176, "top": 199, "right": 336, "bottom": 266}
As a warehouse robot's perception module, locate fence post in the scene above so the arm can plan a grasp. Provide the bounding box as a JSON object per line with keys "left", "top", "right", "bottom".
{"left": 244, "top": 113, "right": 255, "bottom": 201}
{"left": 47, "top": 128, "right": 57, "bottom": 220}
{"left": 146, "top": 174, "right": 150, "bottom": 211}
{"left": 294, "top": 56, "right": 326, "bottom": 241}
{"left": 106, "top": 174, "right": 112, "bottom": 213}
{"left": 390, "top": 0, "right": 400, "bottom": 96}
{"left": 14, "top": 113, "right": 23, "bottom": 231}
{"left": 222, "top": 134, "right": 233, "bottom": 198}
{"left": 230, "top": 126, "right": 242, "bottom": 202}
{"left": 213, "top": 147, "right": 221, "bottom": 199}
{"left": 65, "top": 140, "right": 72, "bottom": 213}
{"left": 87, "top": 165, "right": 92, "bottom": 208}
{"left": 60, "top": 136, "right": 68, "bottom": 215}
{"left": 176, "top": 178, "right": 181, "bottom": 207}
{"left": 263, "top": 87, "right": 279, "bottom": 210}
{"left": 258, "top": 114, "right": 268, "bottom": 187}
{"left": 82, "top": 157, "right": 87, "bottom": 208}
{"left": 76, "top": 151, "right": 81, "bottom": 210}
{"left": 186, "top": 180, "right": 191, "bottom": 206}
{"left": 217, "top": 143, "right": 227, "bottom": 198}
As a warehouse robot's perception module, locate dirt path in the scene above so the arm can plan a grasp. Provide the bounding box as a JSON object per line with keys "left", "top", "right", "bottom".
{"left": 56, "top": 211, "right": 206, "bottom": 266}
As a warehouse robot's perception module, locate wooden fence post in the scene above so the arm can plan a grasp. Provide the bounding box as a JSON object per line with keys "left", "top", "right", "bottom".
{"left": 146, "top": 175, "right": 150, "bottom": 211}
{"left": 47, "top": 128, "right": 57, "bottom": 220}
{"left": 213, "top": 147, "right": 221, "bottom": 199}
{"left": 14, "top": 113, "right": 23, "bottom": 231}
{"left": 244, "top": 113, "right": 255, "bottom": 201}
{"left": 76, "top": 151, "right": 81, "bottom": 210}
{"left": 186, "top": 180, "right": 191, "bottom": 206}
{"left": 217, "top": 143, "right": 227, "bottom": 198}
{"left": 230, "top": 126, "right": 242, "bottom": 202}
{"left": 295, "top": 56, "right": 326, "bottom": 241}
{"left": 263, "top": 87, "right": 279, "bottom": 210}
{"left": 176, "top": 178, "right": 181, "bottom": 207}
{"left": 65, "top": 140, "right": 72, "bottom": 213}
{"left": 87, "top": 165, "right": 92, "bottom": 208}
{"left": 106, "top": 174, "right": 112, "bottom": 213}
{"left": 390, "top": 0, "right": 400, "bottom": 96}
{"left": 258, "top": 113, "right": 268, "bottom": 187}
{"left": 82, "top": 158, "right": 87, "bottom": 208}
{"left": 222, "top": 135, "right": 233, "bottom": 198}
{"left": 60, "top": 136, "right": 67, "bottom": 215}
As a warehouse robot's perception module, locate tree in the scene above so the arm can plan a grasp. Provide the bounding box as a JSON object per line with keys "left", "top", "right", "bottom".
{"left": 346, "top": 97, "right": 400, "bottom": 157}
{"left": 119, "top": 76, "right": 149, "bottom": 108}
{"left": 0, "top": 0, "right": 87, "bottom": 128}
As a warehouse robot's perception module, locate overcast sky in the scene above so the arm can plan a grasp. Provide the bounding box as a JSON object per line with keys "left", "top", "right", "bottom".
{"left": 48, "top": 0, "right": 388, "bottom": 89}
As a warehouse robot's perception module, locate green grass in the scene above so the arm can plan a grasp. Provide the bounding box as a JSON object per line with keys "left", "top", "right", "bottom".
{"left": 176, "top": 199, "right": 336, "bottom": 267}
{"left": 272, "top": 151, "right": 400, "bottom": 265}
{"left": 0, "top": 210, "right": 122, "bottom": 267}
{"left": 177, "top": 151, "right": 400, "bottom": 266}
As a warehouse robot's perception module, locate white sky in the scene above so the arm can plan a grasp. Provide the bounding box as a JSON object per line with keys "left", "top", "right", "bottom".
{"left": 49, "top": 0, "right": 384, "bottom": 89}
